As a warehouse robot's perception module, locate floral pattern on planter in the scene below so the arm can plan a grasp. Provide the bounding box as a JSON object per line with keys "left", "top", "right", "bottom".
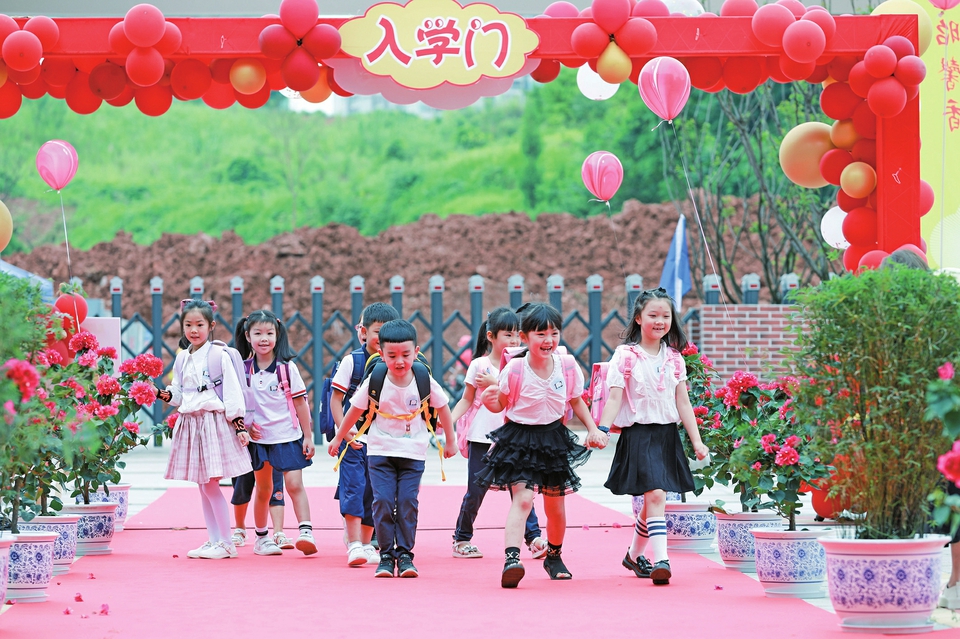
{"left": 0, "top": 541, "right": 11, "bottom": 605}
{"left": 62, "top": 503, "right": 117, "bottom": 556}
{"left": 753, "top": 532, "right": 827, "bottom": 598}
{"left": 715, "top": 514, "right": 782, "bottom": 571}
{"left": 664, "top": 504, "right": 716, "bottom": 552}
{"left": 827, "top": 557, "right": 939, "bottom": 610}
{"left": 18, "top": 516, "right": 80, "bottom": 576}
{"left": 6, "top": 534, "right": 56, "bottom": 603}
{"left": 79, "top": 484, "right": 130, "bottom": 531}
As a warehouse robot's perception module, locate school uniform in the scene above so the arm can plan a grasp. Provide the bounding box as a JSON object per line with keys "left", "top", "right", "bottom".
{"left": 349, "top": 373, "right": 448, "bottom": 559}
{"left": 330, "top": 349, "right": 374, "bottom": 527}
{"left": 474, "top": 354, "right": 591, "bottom": 497}
{"left": 246, "top": 358, "right": 311, "bottom": 472}
{"left": 603, "top": 343, "right": 695, "bottom": 496}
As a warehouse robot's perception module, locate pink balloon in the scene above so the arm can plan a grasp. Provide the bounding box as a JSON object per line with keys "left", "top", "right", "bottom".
{"left": 36, "top": 140, "right": 78, "bottom": 191}
{"left": 929, "top": 0, "right": 960, "bottom": 9}
{"left": 581, "top": 151, "right": 624, "bottom": 202}
{"left": 638, "top": 57, "right": 691, "bottom": 122}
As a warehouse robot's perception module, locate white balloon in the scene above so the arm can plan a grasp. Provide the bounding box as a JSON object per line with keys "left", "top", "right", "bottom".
{"left": 577, "top": 64, "right": 619, "bottom": 101}
{"left": 663, "top": 0, "right": 705, "bottom": 16}
{"left": 821, "top": 206, "right": 849, "bottom": 250}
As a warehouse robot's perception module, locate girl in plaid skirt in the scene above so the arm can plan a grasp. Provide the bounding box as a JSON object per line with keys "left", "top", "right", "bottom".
{"left": 155, "top": 300, "right": 252, "bottom": 560}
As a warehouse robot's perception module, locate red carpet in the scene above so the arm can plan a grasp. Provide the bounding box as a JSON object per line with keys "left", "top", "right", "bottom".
{"left": 2, "top": 486, "right": 956, "bottom": 639}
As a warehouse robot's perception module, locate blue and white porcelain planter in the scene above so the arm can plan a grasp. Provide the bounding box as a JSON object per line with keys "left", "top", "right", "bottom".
{"left": 60, "top": 502, "right": 118, "bottom": 556}
{"left": 18, "top": 514, "right": 81, "bottom": 576}
{"left": 0, "top": 535, "right": 14, "bottom": 606}
{"left": 820, "top": 535, "right": 947, "bottom": 634}
{"left": 714, "top": 511, "right": 783, "bottom": 572}
{"left": 78, "top": 484, "right": 131, "bottom": 532}
{"left": 5, "top": 531, "right": 57, "bottom": 603}
{"left": 632, "top": 492, "right": 682, "bottom": 518}
{"left": 665, "top": 502, "right": 717, "bottom": 553}
{"left": 751, "top": 528, "right": 828, "bottom": 598}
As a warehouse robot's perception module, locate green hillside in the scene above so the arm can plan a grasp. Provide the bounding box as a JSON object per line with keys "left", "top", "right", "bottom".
{"left": 2, "top": 68, "right": 683, "bottom": 253}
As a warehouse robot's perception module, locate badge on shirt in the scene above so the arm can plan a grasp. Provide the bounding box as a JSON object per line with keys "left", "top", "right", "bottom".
{"left": 406, "top": 396, "right": 420, "bottom": 411}
{"left": 553, "top": 379, "right": 564, "bottom": 391}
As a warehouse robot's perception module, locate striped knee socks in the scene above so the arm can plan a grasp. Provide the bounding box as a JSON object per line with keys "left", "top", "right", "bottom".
{"left": 648, "top": 516, "right": 668, "bottom": 563}
{"left": 629, "top": 517, "right": 649, "bottom": 561}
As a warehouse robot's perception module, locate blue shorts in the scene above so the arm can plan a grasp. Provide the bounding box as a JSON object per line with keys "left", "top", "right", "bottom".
{"left": 231, "top": 468, "right": 284, "bottom": 506}
{"left": 249, "top": 437, "right": 312, "bottom": 473}
{"left": 337, "top": 441, "right": 374, "bottom": 527}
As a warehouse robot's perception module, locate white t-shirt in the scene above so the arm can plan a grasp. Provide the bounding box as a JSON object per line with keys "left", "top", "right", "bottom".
{"left": 331, "top": 349, "right": 371, "bottom": 442}
{"left": 248, "top": 359, "right": 307, "bottom": 444}
{"left": 350, "top": 373, "right": 449, "bottom": 460}
{"left": 168, "top": 342, "right": 245, "bottom": 421}
{"left": 463, "top": 355, "right": 505, "bottom": 442}
{"left": 499, "top": 353, "right": 584, "bottom": 425}
{"left": 605, "top": 343, "right": 687, "bottom": 426}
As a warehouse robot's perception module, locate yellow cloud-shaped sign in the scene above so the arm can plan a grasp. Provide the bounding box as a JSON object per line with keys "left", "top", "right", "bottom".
{"left": 339, "top": 0, "right": 540, "bottom": 90}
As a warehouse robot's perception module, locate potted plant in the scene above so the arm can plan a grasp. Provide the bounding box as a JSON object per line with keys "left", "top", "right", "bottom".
{"left": 790, "top": 266, "right": 960, "bottom": 633}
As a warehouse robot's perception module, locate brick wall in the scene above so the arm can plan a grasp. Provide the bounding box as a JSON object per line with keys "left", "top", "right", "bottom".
{"left": 695, "top": 304, "right": 799, "bottom": 380}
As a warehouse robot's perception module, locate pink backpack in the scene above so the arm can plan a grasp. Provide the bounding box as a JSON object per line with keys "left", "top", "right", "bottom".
{"left": 174, "top": 340, "right": 251, "bottom": 405}
{"left": 588, "top": 345, "right": 685, "bottom": 425}
{"left": 502, "top": 352, "right": 582, "bottom": 425}
{"left": 243, "top": 359, "right": 302, "bottom": 429}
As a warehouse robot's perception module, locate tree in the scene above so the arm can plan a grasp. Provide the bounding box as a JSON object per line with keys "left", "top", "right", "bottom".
{"left": 519, "top": 90, "right": 543, "bottom": 209}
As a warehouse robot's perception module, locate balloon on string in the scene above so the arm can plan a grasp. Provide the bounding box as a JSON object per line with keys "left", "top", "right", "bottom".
{"left": 638, "top": 57, "right": 691, "bottom": 122}
{"left": 36, "top": 140, "right": 79, "bottom": 191}
{"left": 577, "top": 64, "right": 620, "bottom": 100}
{"left": 820, "top": 206, "right": 849, "bottom": 249}
{"left": 928, "top": 0, "right": 960, "bottom": 9}
{"left": 581, "top": 151, "right": 624, "bottom": 203}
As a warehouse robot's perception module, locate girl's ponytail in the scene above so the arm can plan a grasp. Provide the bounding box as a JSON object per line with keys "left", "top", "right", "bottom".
{"left": 474, "top": 307, "right": 521, "bottom": 358}
{"left": 472, "top": 320, "right": 490, "bottom": 359}
{"left": 273, "top": 318, "right": 295, "bottom": 363}
{"left": 234, "top": 316, "right": 251, "bottom": 360}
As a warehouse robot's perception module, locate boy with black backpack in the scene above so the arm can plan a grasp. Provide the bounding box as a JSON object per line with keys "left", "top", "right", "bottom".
{"left": 327, "top": 302, "right": 399, "bottom": 567}
{"left": 327, "top": 319, "right": 457, "bottom": 578}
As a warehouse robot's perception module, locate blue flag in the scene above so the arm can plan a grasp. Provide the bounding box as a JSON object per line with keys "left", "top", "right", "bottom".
{"left": 659, "top": 215, "right": 692, "bottom": 307}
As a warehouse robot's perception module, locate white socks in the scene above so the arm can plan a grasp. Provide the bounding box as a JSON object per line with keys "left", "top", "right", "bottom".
{"left": 629, "top": 517, "right": 649, "bottom": 561}
{"left": 647, "top": 516, "right": 668, "bottom": 563}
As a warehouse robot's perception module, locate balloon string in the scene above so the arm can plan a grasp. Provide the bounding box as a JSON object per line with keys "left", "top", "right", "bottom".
{"left": 939, "top": 27, "right": 949, "bottom": 268}
{"left": 58, "top": 188, "right": 78, "bottom": 318}
{"left": 669, "top": 122, "right": 748, "bottom": 370}
{"left": 588, "top": 198, "right": 628, "bottom": 288}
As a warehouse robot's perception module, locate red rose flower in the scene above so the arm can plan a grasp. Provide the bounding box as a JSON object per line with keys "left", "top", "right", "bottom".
{"left": 96, "top": 375, "right": 121, "bottom": 397}
{"left": 681, "top": 343, "right": 699, "bottom": 356}
{"left": 134, "top": 353, "right": 164, "bottom": 378}
{"left": 4, "top": 359, "right": 40, "bottom": 401}
{"left": 129, "top": 381, "right": 157, "bottom": 407}
{"left": 69, "top": 331, "right": 99, "bottom": 353}
{"left": 96, "top": 347, "right": 118, "bottom": 360}
{"left": 938, "top": 441, "right": 960, "bottom": 487}
{"left": 940, "top": 362, "right": 956, "bottom": 381}
{"left": 775, "top": 445, "right": 800, "bottom": 466}
{"left": 123, "top": 421, "right": 140, "bottom": 435}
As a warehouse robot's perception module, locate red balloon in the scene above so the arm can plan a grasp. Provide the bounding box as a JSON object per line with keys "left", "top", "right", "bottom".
{"left": 766, "top": 56, "right": 790, "bottom": 83}
{"left": 819, "top": 149, "right": 853, "bottom": 185}
{"left": 779, "top": 56, "right": 815, "bottom": 81}
{"left": 88, "top": 62, "right": 127, "bottom": 99}
{"left": 153, "top": 22, "right": 181, "bottom": 56}
{"left": 776, "top": 0, "right": 806, "bottom": 18}
{"left": 158, "top": 58, "right": 175, "bottom": 86}
{"left": 302, "top": 24, "right": 341, "bottom": 60}
{"left": 919, "top": 179, "right": 934, "bottom": 216}
{"left": 42, "top": 58, "right": 77, "bottom": 86}
{"left": 572, "top": 22, "right": 610, "bottom": 59}
{"left": 837, "top": 189, "right": 867, "bottom": 212}
{"left": 842, "top": 243, "right": 875, "bottom": 271}
{"left": 580, "top": 6, "right": 593, "bottom": 16}
{"left": 560, "top": 58, "right": 586, "bottom": 68}
{"left": 847, "top": 61, "right": 875, "bottom": 98}
{"left": 851, "top": 138, "right": 877, "bottom": 166}
{"left": 842, "top": 206, "right": 878, "bottom": 245}
{"left": 0, "top": 81, "right": 21, "bottom": 119}
{"left": 259, "top": 24, "right": 297, "bottom": 60}
{"left": 615, "top": 18, "right": 657, "bottom": 57}
{"left": 632, "top": 0, "right": 670, "bottom": 16}
{"left": 279, "top": 0, "right": 319, "bottom": 39}
{"left": 106, "top": 84, "right": 135, "bottom": 107}
{"left": 2, "top": 30, "right": 43, "bottom": 72}
{"left": 703, "top": 77, "right": 726, "bottom": 93}
{"left": 124, "top": 3, "right": 166, "bottom": 48}
{"left": 265, "top": 69, "right": 286, "bottom": 91}
{"left": 170, "top": 59, "right": 211, "bottom": 99}
{"left": 820, "top": 82, "right": 861, "bottom": 120}
{"left": 235, "top": 83, "right": 271, "bottom": 109}
{"left": 65, "top": 72, "right": 103, "bottom": 115}
{"left": 723, "top": 57, "right": 763, "bottom": 94}
{"left": 867, "top": 77, "right": 907, "bottom": 118}
{"left": 897, "top": 243, "right": 928, "bottom": 261}
{"left": 894, "top": 55, "right": 926, "bottom": 87}
{"left": 74, "top": 56, "right": 107, "bottom": 74}
{"left": 905, "top": 83, "right": 919, "bottom": 102}
{"left": 638, "top": 57, "right": 691, "bottom": 121}
{"left": 281, "top": 47, "right": 320, "bottom": 92}
{"left": 210, "top": 58, "right": 235, "bottom": 84}
{"left": 108, "top": 21, "right": 135, "bottom": 55}
{"left": 592, "top": 0, "right": 632, "bottom": 34}
{"left": 720, "top": 0, "right": 759, "bottom": 16}
{"left": 751, "top": 3, "right": 796, "bottom": 48}
{"left": 0, "top": 15, "right": 18, "bottom": 45}
{"left": 201, "top": 80, "right": 236, "bottom": 109}
{"left": 24, "top": 16, "right": 59, "bottom": 50}
{"left": 800, "top": 7, "right": 835, "bottom": 41}
{"left": 684, "top": 57, "right": 723, "bottom": 89}
{"left": 545, "top": 1, "right": 581, "bottom": 17}
{"left": 135, "top": 83, "right": 172, "bottom": 116}
{"left": 858, "top": 249, "right": 890, "bottom": 270}
{"left": 126, "top": 46, "right": 164, "bottom": 87}
{"left": 782, "top": 20, "right": 825, "bottom": 64}
{"left": 327, "top": 68, "right": 352, "bottom": 96}
{"left": 806, "top": 64, "right": 830, "bottom": 84}
{"left": 826, "top": 56, "right": 857, "bottom": 83}
{"left": 851, "top": 101, "right": 877, "bottom": 140}
{"left": 863, "top": 45, "right": 897, "bottom": 79}
{"left": 46, "top": 82, "right": 66, "bottom": 99}
{"left": 531, "top": 59, "right": 562, "bottom": 83}
{"left": 7, "top": 65, "right": 42, "bottom": 85}
{"left": 882, "top": 35, "right": 915, "bottom": 59}
{"left": 19, "top": 78, "right": 47, "bottom": 100}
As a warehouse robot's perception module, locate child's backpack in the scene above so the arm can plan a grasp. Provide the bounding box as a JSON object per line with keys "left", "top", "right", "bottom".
{"left": 243, "top": 358, "right": 305, "bottom": 430}
{"left": 318, "top": 348, "right": 367, "bottom": 442}
{"left": 587, "top": 346, "right": 639, "bottom": 427}
{"left": 501, "top": 350, "right": 582, "bottom": 425}
{"left": 175, "top": 339, "right": 250, "bottom": 405}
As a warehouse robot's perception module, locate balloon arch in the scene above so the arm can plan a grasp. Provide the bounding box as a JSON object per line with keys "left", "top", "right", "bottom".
{"left": 0, "top": 0, "right": 933, "bottom": 268}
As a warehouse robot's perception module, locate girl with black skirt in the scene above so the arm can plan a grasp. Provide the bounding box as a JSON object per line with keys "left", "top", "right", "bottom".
{"left": 598, "top": 288, "right": 709, "bottom": 586}
{"left": 476, "top": 303, "right": 609, "bottom": 588}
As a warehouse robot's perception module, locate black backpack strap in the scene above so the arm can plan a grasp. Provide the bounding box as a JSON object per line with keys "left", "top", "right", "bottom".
{"left": 366, "top": 361, "right": 388, "bottom": 408}
{"left": 412, "top": 361, "right": 431, "bottom": 405}
{"left": 349, "top": 348, "right": 367, "bottom": 393}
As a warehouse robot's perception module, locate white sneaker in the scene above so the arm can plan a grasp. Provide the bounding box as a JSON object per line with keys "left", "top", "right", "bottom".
{"left": 274, "top": 531, "right": 295, "bottom": 550}
{"left": 941, "top": 583, "right": 960, "bottom": 609}
{"left": 347, "top": 544, "right": 367, "bottom": 566}
{"left": 187, "top": 541, "right": 215, "bottom": 559}
{"left": 222, "top": 541, "right": 238, "bottom": 558}
{"left": 254, "top": 535, "right": 283, "bottom": 556}
{"left": 295, "top": 529, "right": 318, "bottom": 556}
{"left": 231, "top": 529, "right": 246, "bottom": 547}
{"left": 364, "top": 544, "right": 381, "bottom": 565}
{"left": 199, "top": 542, "right": 231, "bottom": 559}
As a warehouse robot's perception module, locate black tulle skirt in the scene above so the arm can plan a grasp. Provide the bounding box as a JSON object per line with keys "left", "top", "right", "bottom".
{"left": 474, "top": 420, "right": 591, "bottom": 497}
{"left": 604, "top": 423, "right": 695, "bottom": 496}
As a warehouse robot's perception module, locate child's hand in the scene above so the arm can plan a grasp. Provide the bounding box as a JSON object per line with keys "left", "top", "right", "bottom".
{"left": 693, "top": 442, "right": 710, "bottom": 460}
{"left": 443, "top": 442, "right": 457, "bottom": 458}
{"left": 347, "top": 426, "right": 362, "bottom": 450}
{"left": 585, "top": 430, "right": 609, "bottom": 449}
{"left": 475, "top": 370, "right": 497, "bottom": 389}
{"left": 327, "top": 438, "right": 342, "bottom": 457}
{"left": 480, "top": 385, "right": 501, "bottom": 412}
{"left": 248, "top": 422, "right": 262, "bottom": 441}
{"left": 237, "top": 431, "right": 251, "bottom": 447}
{"left": 302, "top": 439, "right": 315, "bottom": 460}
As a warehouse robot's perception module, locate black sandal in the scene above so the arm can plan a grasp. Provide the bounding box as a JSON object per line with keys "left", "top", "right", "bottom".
{"left": 543, "top": 548, "right": 572, "bottom": 580}
{"left": 501, "top": 550, "right": 525, "bottom": 588}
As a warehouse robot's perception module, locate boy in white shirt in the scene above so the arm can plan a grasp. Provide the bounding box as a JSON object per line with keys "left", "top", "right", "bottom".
{"left": 328, "top": 319, "right": 457, "bottom": 578}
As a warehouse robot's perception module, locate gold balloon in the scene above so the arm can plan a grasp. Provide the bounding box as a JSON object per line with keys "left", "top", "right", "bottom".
{"left": 229, "top": 58, "right": 267, "bottom": 95}
{"left": 871, "top": 0, "right": 933, "bottom": 56}
{"left": 596, "top": 41, "right": 631, "bottom": 85}
{"left": 299, "top": 67, "right": 332, "bottom": 104}
{"left": 830, "top": 119, "right": 860, "bottom": 150}
{"left": 822, "top": 77, "right": 837, "bottom": 88}
{"left": 840, "top": 161, "right": 877, "bottom": 199}
{"left": 0, "top": 200, "right": 12, "bottom": 253}
{"left": 779, "top": 121, "right": 835, "bottom": 188}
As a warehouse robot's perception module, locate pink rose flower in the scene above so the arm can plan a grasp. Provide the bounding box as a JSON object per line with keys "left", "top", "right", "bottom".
{"left": 78, "top": 351, "right": 98, "bottom": 368}
{"left": 96, "top": 347, "right": 118, "bottom": 360}
{"left": 751, "top": 462, "right": 762, "bottom": 471}
{"left": 96, "top": 375, "right": 121, "bottom": 397}
{"left": 4, "top": 359, "right": 40, "bottom": 401}
{"left": 939, "top": 362, "right": 956, "bottom": 381}
{"left": 44, "top": 348, "right": 63, "bottom": 365}
{"left": 760, "top": 433, "right": 779, "bottom": 454}
{"left": 123, "top": 421, "right": 139, "bottom": 435}
{"left": 784, "top": 435, "right": 801, "bottom": 449}
{"left": 681, "top": 343, "right": 699, "bottom": 356}
{"left": 733, "top": 437, "right": 743, "bottom": 449}
{"left": 775, "top": 445, "right": 800, "bottom": 466}
{"left": 166, "top": 413, "right": 179, "bottom": 430}
{"left": 938, "top": 441, "right": 960, "bottom": 487}
{"left": 69, "top": 331, "right": 99, "bottom": 353}
{"left": 128, "top": 381, "right": 157, "bottom": 407}
{"left": 94, "top": 402, "right": 119, "bottom": 420}
{"left": 134, "top": 354, "right": 164, "bottom": 378}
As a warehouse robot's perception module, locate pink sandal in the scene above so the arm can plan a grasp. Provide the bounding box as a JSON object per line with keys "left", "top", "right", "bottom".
{"left": 526, "top": 537, "right": 548, "bottom": 559}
